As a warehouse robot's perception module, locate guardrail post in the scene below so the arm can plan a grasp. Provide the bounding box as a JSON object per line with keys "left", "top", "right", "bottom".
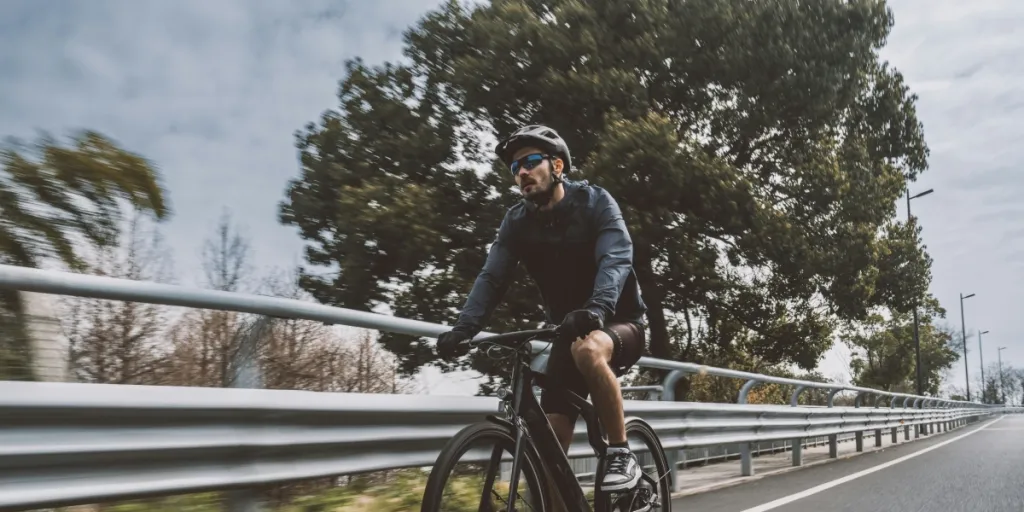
{"left": 902, "top": 397, "right": 911, "bottom": 440}
{"left": 225, "top": 315, "right": 271, "bottom": 512}
{"left": 890, "top": 396, "right": 899, "bottom": 444}
{"left": 827, "top": 388, "right": 841, "bottom": 458}
{"left": 738, "top": 379, "right": 760, "bottom": 476}
{"left": 913, "top": 398, "right": 923, "bottom": 438}
{"left": 854, "top": 392, "right": 865, "bottom": 452}
{"left": 660, "top": 369, "right": 687, "bottom": 491}
{"left": 925, "top": 399, "right": 933, "bottom": 435}
{"left": 791, "top": 386, "right": 807, "bottom": 467}
{"left": 872, "top": 395, "right": 883, "bottom": 447}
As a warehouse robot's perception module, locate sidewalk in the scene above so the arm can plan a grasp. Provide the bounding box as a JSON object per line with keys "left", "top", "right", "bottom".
{"left": 671, "top": 423, "right": 958, "bottom": 497}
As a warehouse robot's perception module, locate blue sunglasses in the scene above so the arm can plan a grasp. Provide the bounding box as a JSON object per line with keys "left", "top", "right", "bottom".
{"left": 510, "top": 153, "right": 553, "bottom": 177}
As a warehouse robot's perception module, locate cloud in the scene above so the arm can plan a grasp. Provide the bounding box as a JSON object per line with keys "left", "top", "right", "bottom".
{"left": 0, "top": 0, "right": 444, "bottom": 287}
{"left": 860, "top": 0, "right": 1024, "bottom": 393}
{"left": 3, "top": 0, "right": 1024, "bottom": 396}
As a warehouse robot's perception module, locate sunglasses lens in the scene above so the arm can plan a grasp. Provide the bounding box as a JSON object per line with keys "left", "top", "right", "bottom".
{"left": 510, "top": 154, "right": 546, "bottom": 176}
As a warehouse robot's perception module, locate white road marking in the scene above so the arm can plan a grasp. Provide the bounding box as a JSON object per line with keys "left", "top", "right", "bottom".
{"left": 739, "top": 416, "right": 1006, "bottom": 512}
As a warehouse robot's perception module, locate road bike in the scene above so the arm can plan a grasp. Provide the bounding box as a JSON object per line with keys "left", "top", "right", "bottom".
{"left": 420, "top": 326, "right": 672, "bottom": 512}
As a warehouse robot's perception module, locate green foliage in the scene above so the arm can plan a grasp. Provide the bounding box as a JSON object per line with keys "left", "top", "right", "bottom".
{"left": 842, "top": 299, "right": 960, "bottom": 394}
{"left": 0, "top": 130, "right": 170, "bottom": 271}
{"left": 66, "top": 470, "right": 493, "bottom": 512}
{"left": 280, "top": 0, "right": 934, "bottom": 394}
{"left": 0, "top": 130, "right": 169, "bottom": 381}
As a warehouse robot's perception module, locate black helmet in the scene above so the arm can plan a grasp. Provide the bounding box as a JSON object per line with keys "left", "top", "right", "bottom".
{"left": 495, "top": 124, "right": 572, "bottom": 173}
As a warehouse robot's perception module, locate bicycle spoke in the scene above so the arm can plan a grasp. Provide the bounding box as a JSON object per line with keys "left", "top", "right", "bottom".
{"left": 430, "top": 438, "right": 544, "bottom": 511}
{"left": 491, "top": 487, "right": 539, "bottom": 512}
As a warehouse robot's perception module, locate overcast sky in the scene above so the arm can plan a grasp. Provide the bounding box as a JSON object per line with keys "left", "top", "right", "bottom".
{"left": 2, "top": 0, "right": 1021, "bottom": 397}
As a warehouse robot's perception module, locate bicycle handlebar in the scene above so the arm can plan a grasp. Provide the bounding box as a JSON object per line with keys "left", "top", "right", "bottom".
{"left": 460, "top": 326, "right": 563, "bottom": 351}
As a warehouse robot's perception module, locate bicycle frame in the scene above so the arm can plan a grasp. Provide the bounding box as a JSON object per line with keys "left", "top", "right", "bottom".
{"left": 489, "top": 343, "right": 611, "bottom": 512}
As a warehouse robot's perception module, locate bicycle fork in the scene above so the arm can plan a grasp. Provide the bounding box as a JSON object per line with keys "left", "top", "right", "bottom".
{"left": 503, "top": 361, "right": 528, "bottom": 512}
{"left": 505, "top": 421, "right": 528, "bottom": 512}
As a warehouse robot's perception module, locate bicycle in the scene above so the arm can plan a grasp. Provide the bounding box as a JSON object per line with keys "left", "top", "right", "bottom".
{"left": 420, "top": 326, "right": 672, "bottom": 512}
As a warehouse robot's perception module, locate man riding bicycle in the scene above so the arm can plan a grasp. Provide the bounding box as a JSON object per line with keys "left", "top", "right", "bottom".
{"left": 437, "top": 123, "right": 648, "bottom": 493}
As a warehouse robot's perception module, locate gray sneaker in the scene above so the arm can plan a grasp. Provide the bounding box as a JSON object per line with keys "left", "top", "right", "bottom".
{"left": 602, "top": 446, "right": 641, "bottom": 492}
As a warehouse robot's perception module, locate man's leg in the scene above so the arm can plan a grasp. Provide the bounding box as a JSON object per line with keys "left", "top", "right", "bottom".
{"left": 570, "top": 330, "right": 626, "bottom": 444}
{"left": 569, "top": 324, "right": 645, "bottom": 492}
{"left": 547, "top": 413, "right": 576, "bottom": 452}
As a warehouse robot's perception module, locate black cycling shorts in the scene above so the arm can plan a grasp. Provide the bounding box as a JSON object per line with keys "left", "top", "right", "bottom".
{"left": 539, "top": 322, "right": 646, "bottom": 422}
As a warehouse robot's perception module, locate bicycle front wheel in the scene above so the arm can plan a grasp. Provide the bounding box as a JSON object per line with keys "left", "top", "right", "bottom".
{"left": 421, "top": 421, "right": 550, "bottom": 512}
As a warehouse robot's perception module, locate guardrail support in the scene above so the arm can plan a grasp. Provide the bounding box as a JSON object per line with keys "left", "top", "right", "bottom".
{"left": 740, "top": 443, "right": 754, "bottom": 476}
{"left": 738, "top": 379, "right": 760, "bottom": 476}
{"left": 224, "top": 315, "right": 271, "bottom": 512}
{"left": 871, "top": 395, "right": 883, "bottom": 447}
{"left": 791, "top": 386, "right": 808, "bottom": 467}
{"left": 827, "top": 388, "right": 841, "bottom": 458}
{"left": 853, "top": 392, "right": 865, "bottom": 452}
{"left": 901, "top": 397, "right": 912, "bottom": 440}
{"left": 659, "top": 368, "right": 687, "bottom": 491}
{"left": 660, "top": 369, "right": 686, "bottom": 402}
{"left": 917, "top": 397, "right": 925, "bottom": 438}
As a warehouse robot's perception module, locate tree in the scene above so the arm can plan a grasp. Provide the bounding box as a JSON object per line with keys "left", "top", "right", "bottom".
{"left": 980, "top": 362, "right": 1019, "bottom": 405}
{"left": 0, "top": 130, "right": 169, "bottom": 380}
{"left": 1016, "top": 368, "right": 1024, "bottom": 406}
{"left": 978, "top": 363, "right": 1002, "bottom": 405}
{"left": 280, "top": 0, "right": 933, "bottom": 396}
{"left": 164, "top": 211, "right": 251, "bottom": 387}
{"left": 257, "top": 267, "right": 414, "bottom": 394}
{"left": 842, "top": 298, "right": 959, "bottom": 394}
{"left": 0, "top": 130, "right": 169, "bottom": 270}
{"left": 61, "top": 212, "right": 174, "bottom": 384}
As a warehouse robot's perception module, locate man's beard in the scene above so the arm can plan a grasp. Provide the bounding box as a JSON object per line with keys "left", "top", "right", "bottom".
{"left": 522, "top": 175, "right": 556, "bottom": 206}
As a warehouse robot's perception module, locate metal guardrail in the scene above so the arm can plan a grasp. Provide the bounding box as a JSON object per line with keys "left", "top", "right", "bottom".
{"left": 0, "top": 263, "right": 1017, "bottom": 510}
{"left": 0, "top": 379, "right": 1012, "bottom": 511}
{"left": 0, "top": 264, "right": 984, "bottom": 410}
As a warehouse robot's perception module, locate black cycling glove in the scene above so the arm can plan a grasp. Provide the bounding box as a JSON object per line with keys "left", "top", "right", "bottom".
{"left": 560, "top": 309, "right": 604, "bottom": 341}
{"left": 437, "top": 330, "right": 472, "bottom": 360}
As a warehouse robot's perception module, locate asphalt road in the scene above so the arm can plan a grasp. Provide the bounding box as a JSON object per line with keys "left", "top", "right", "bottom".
{"left": 672, "top": 414, "right": 1024, "bottom": 512}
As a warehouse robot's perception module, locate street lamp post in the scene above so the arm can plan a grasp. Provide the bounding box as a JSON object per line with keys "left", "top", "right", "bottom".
{"left": 907, "top": 187, "right": 933, "bottom": 396}
{"left": 979, "top": 330, "right": 989, "bottom": 402}
{"left": 960, "top": 292, "right": 975, "bottom": 401}
{"left": 998, "top": 346, "right": 1007, "bottom": 405}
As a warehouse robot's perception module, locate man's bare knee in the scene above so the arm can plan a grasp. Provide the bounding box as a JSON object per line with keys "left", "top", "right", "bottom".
{"left": 570, "top": 331, "right": 613, "bottom": 374}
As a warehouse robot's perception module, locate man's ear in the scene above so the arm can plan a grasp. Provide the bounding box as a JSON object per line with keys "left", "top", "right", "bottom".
{"left": 552, "top": 157, "right": 564, "bottom": 176}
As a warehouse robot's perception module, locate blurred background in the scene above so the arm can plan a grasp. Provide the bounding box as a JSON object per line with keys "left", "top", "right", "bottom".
{"left": 2, "top": 0, "right": 1023, "bottom": 510}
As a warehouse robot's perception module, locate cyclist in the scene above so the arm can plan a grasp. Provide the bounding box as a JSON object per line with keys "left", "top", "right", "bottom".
{"left": 436, "top": 123, "right": 648, "bottom": 493}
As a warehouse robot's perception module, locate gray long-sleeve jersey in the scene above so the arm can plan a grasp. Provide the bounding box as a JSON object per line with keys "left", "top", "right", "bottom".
{"left": 453, "top": 180, "right": 647, "bottom": 336}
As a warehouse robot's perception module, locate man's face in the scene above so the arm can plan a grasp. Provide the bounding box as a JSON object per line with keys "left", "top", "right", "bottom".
{"left": 511, "top": 146, "right": 562, "bottom": 201}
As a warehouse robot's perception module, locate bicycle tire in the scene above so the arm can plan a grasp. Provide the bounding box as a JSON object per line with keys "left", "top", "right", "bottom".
{"left": 622, "top": 418, "right": 673, "bottom": 512}
{"left": 421, "top": 420, "right": 550, "bottom": 512}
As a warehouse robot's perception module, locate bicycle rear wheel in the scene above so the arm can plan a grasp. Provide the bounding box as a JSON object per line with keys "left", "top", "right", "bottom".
{"left": 605, "top": 418, "right": 672, "bottom": 512}
{"left": 421, "top": 421, "right": 550, "bottom": 512}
